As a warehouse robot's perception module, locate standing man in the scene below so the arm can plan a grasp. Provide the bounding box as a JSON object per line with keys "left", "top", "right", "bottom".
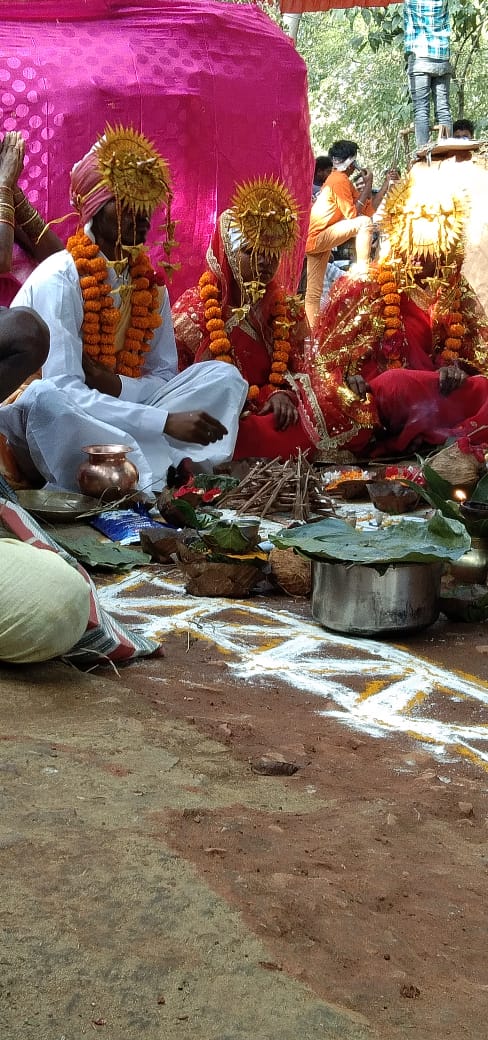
{"left": 404, "top": 0, "right": 453, "bottom": 147}
{"left": 3, "top": 125, "right": 247, "bottom": 493}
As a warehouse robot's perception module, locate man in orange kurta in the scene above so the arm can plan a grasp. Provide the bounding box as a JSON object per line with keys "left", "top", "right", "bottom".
{"left": 304, "top": 139, "right": 375, "bottom": 328}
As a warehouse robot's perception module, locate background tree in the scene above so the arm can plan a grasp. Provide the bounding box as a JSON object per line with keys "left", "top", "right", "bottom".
{"left": 220, "top": 0, "right": 488, "bottom": 178}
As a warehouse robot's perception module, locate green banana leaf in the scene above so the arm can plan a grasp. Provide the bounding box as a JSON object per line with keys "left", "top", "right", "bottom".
{"left": 407, "top": 466, "right": 462, "bottom": 522}
{"left": 54, "top": 534, "right": 152, "bottom": 571}
{"left": 202, "top": 520, "right": 257, "bottom": 554}
{"left": 470, "top": 471, "right": 488, "bottom": 504}
{"left": 271, "top": 511, "right": 470, "bottom": 565}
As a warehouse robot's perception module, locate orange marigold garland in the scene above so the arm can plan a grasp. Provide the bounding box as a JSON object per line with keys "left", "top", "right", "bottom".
{"left": 376, "top": 263, "right": 404, "bottom": 368}
{"left": 67, "top": 228, "right": 162, "bottom": 378}
{"left": 198, "top": 272, "right": 295, "bottom": 402}
{"left": 436, "top": 282, "right": 466, "bottom": 365}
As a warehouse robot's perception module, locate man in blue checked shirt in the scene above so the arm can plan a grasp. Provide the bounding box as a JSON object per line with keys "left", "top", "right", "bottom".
{"left": 404, "top": 0, "right": 453, "bottom": 146}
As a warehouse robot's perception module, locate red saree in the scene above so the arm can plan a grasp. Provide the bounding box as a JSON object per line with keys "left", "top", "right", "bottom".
{"left": 304, "top": 270, "right": 488, "bottom": 456}
{"left": 172, "top": 215, "right": 320, "bottom": 460}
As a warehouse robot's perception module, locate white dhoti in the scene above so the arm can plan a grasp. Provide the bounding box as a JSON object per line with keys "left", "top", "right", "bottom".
{"left": 0, "top": 363, "right": 247, "bottom": 494}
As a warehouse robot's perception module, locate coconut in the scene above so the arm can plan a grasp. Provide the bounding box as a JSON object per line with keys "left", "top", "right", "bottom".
{"left": 269, "top": 547, "right": 311, "bottom": 597}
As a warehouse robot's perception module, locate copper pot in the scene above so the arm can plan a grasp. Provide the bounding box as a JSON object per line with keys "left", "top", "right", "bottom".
{"left": 77, "top": 444, "right": 139, "bottom": 503}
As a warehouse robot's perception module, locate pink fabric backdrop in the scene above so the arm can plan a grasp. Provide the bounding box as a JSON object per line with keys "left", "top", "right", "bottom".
{"left": 0, "top": 0, "right": 313, "bottom": 299}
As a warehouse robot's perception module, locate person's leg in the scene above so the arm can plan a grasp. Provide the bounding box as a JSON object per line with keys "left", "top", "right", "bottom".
{"left": 353, "top": 217, "right": 374, "bottom": 267}
{"left": 408, "top": 62, "right": 431, "bottom": 146}
{"left": 305, "top": 248, "right": 331, "bottom": 328}
{"left": 432, "top": 74, "right": 452, "bottom": 136}
{"left": 305, "top": 217, "right": 372, "bottom": 327}
{"left": 0, "top": 307, "right": 49, "bottom": 401}
{"left": 0, "top": 539, "right": 90, "bottom": 663}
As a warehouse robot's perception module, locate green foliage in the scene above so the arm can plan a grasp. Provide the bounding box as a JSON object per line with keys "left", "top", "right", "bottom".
{"left": 218, "top": 0, "right": 488, "bottom": 173}
{"left": 271, "top": 511, "right": 470, "bottom": 564}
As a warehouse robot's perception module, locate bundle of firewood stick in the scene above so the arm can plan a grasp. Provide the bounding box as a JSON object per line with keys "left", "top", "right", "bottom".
{"left": 217, "top": 452, "right": 334, "bottom": 520}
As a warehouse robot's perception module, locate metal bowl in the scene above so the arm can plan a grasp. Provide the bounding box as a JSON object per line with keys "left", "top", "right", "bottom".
{"left": 312, "top": 559, "right": 442, "bottom": 635}
{"left": 16, "top": 490, "right": 104, "bottom": 523}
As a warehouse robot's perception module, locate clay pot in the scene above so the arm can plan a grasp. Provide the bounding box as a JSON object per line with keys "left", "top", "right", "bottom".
{"left": 77, "top": 444, "right": 139, "bottom": 503}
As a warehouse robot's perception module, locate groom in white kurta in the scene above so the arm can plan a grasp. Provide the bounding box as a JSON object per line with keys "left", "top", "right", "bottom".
{"left": 1, "top": 131, "right": 247, "bottom": 493}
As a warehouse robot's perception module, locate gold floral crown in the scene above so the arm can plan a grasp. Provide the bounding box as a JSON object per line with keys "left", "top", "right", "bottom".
{"left": 229, "top": 176, "right": 299, "bottom": 260}
{"left": 382, "top": 163, "right": 468, "bottom": 265}
{"left": 96, "top": 124, "right": 172, "bottom": 215}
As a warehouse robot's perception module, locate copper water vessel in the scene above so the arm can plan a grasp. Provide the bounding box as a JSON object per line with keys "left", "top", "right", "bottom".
{"left": 77, "top": 444, "right": 139, "bottom": 503}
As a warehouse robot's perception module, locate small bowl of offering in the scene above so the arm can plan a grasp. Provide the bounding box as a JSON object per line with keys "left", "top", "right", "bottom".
{"left": 367, "top": 480, "right": 420, "bottom": 515}
{"left": 459, "top": 501, "right": 488, "bottom": 522}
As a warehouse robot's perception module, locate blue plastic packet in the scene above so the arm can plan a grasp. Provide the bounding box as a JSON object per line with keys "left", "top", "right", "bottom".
{"left": 90, "top": 504, "right": 164, "bottom": 545}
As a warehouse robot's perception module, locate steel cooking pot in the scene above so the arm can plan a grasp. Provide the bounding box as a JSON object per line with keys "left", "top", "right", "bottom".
{"left": 312, "top": 559, "right": 443, "bottom": 635}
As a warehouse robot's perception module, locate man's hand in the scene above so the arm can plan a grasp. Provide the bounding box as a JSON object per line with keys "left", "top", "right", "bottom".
{"left": 82, "top": 354, "right": 122, "bottom": 397}
{"left": 0, "top": 132, "right": 25, "bottom": 190}
{"left": 346, "top": 374, "right": 370, "bottom": 400}
{"left": 439, "top": 365, "right": 467, "bottom": 396}
{"left": 164, "top": 411, "right": 228, "bottom": 445}
{"left": 259, "top": 391, "right": 298, "bottom": 430}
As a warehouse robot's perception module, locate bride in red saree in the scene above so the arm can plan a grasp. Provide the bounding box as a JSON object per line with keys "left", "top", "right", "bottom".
{"left": 172, "top": 178, "right": 322, "bottom": 460}
{"left": 303, "top": 161, "right": 488, "bottom": 457}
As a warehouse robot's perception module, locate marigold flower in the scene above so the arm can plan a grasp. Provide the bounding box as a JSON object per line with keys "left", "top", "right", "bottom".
{"left": 449, "top": 324, "right": 465, "bottom": 337}
{"left": 376, "top": 268, "right": 395, "bottom": 284}
{"left": 206, "top": 318, "right": 225, "bottom": 333}
{"left": 384, "top": 305, "right": 401, "bottom": 317}
{"left": 198, "top": 271, "right": 215, "bottom": 288}
{"left": 271, "top": 362, "right": 288, "bottom": 374}
{"left": 380, "top": 281, "right": 397, "bottom": 296}
{"left": 445, "top": 337, "right": 462, "bottom": 349}
{"left": 209, "top": 338, "right": 230, "bottom": 354}
{"left": 119, "top": 351, "right": 140, "bottom": 367}
{"left": 134, "top": 290, "right": 152, "bottom": 307}
{"left": 200, "top": 284, "right": 219, "bottom": 301}
{"left": 269, "top": 373, "right": 285, "bottom": 385}
{"left": 247, "top": 385, "right": 260, "bottom": 400}
{"left": 99, "top": 353, "right": 117, "bottom": 370}
{"left": 383, "top": 293, "right": 400, "bottom": 306}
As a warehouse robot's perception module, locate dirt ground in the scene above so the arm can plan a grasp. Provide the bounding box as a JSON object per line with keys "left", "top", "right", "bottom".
{"left": 1, "top": 565, "right": 487, "bottom": 1040}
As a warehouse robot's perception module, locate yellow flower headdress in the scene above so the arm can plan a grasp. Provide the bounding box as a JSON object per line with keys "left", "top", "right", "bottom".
{"left": 229, "top": 176, "right": 299, "bottom": 261}
{"left": 70, "top": 123, "right": 177, "bottom": 272}
{"left": 381, "top": 162, "right": 468, "bottom": 268}
{"left": 96, "top": 124, "right": 172, "bottom": 216}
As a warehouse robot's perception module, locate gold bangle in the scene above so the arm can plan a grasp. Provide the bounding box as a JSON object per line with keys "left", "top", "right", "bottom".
{"left": 0, "top": 218, "right": 15, "bottom": 229}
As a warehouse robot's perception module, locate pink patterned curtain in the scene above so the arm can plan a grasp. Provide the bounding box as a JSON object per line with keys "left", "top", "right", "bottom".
{"left": 0, "top": 0, "right": 313, "bottom": 297}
